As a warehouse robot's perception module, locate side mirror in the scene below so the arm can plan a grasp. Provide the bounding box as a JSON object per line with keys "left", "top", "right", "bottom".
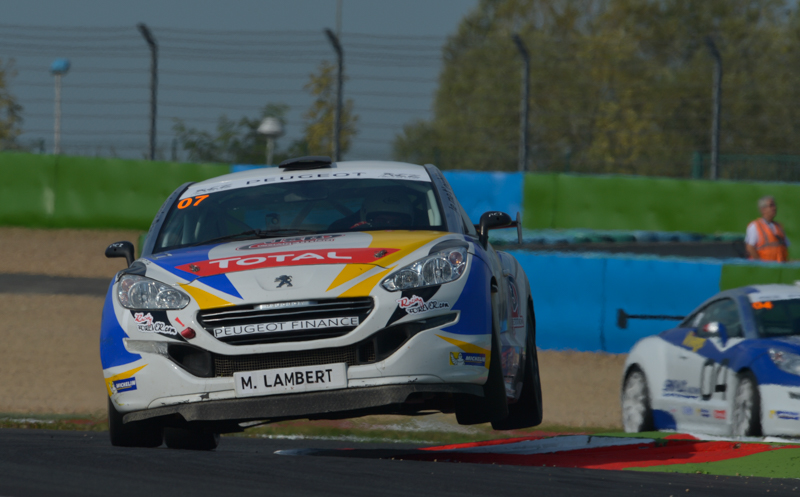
{"left": 105, "top": 241, "right": 135, "bottom": 267}
{"left": 702, "top": 321, "right": 728, "bottom": 345}
{"left": 478, "top": 211, "right": 514, "bottom": 249}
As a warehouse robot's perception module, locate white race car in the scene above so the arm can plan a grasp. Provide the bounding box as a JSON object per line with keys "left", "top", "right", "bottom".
{"left": 101, "top": 157, "right": 542, "bottom": 449}
{"left": 622, "top": 283, "right": 800, "bottom": 437}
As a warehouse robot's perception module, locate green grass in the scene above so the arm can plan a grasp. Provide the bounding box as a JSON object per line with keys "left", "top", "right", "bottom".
{"left": 0, "top": 412, "right": 108, "bottom": 432}
{"left": 628, "top": 448, "right": 800, "bottom": 478}
{"left": 0, "top": 411, "right": 615, "bottom": 444}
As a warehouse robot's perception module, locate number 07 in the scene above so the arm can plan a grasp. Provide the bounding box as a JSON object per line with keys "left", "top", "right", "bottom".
{"left": 177, "top": 195, "right": 210, "bottom": 209}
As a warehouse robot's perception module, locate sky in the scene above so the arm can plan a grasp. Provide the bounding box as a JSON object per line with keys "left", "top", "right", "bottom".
{"left": 1, "top": 0, "right": 479, "bottom": 162}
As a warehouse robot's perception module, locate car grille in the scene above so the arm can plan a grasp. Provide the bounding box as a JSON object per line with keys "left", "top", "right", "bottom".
{"left": 213, "top": 342, "right": 376, "bottom": 377}
{"left": 197, "top": 297, "right": 374, "bottom": 345}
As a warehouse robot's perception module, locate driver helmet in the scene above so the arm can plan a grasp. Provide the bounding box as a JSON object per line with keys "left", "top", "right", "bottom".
{"left": 360, "top": 192, "right": 413, "bottom": 228}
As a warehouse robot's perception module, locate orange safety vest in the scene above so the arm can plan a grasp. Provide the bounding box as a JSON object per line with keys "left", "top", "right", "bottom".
{"left": 752, "top": 218, "right": 788, "bottom": 262}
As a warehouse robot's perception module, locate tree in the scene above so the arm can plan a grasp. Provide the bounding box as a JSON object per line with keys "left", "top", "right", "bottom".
{"left": 174, "top": 103, "right": 291, "bottom": 164}
{"left": 0, "top": 59, "right": 23, "bottom": 150}
{"left": 173, "top": 61, "right": 359, "bottom": 163}
{"left": 393, "top": 0, "right": 799, "bottom": 177}
{"left": 302, "top": 61, "right": 358, "bottom": 157}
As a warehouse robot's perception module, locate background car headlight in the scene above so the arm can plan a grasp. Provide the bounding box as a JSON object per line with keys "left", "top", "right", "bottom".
{"left": 769, "top": 348, "right": 800, "bottom": 375}
{"left": 381, "top": 247, "right": 467, "bottom": 291}
{"left": 117, "top": 274, "right": 190, "bottom": 310}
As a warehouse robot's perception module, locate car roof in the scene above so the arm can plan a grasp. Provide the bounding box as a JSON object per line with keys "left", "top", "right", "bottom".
{"left": 187, "top": 160, "right": 429, "bottom": 192}
{"left": 712, "top": 283, "right": 800, "bottom": 301}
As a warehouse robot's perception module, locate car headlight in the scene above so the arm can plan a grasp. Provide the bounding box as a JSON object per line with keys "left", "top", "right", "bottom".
{"left": 381, "top": 247, "right": 467, "bottom": 292}
{"left": 769, "top": 348, "right": 800, "bottom": 375}
{"left": 117, "top": 274, "right": 190, "bottom": 310}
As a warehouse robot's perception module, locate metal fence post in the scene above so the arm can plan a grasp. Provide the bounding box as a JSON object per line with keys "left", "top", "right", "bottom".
{"left": 138, "top": 23, "right": 158, "bottom": 161}
{"left": 705, "top": 36, "right": 722, "bottom": 180}
{"left": 512, "top": 34, "right": 530, "bottom": 173}
{"left": 324, "top": 29, "right": 343, "bottom": 162}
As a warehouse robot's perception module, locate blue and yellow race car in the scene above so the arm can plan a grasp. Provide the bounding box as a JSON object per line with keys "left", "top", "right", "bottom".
{"left": 101, "top": 157, "right": 542, "bottom": 449}
{"left": 623, "top": 283, "right": 800, "bottom": 438}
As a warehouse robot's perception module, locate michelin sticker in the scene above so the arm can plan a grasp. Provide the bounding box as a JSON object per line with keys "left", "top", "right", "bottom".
{"left": 112, "top": 377, "right": 137, "bottom": 393}
{"left": 396, "top": 295, "right": 450, "bottom": 315}
{"left": 450, "top": 352, "right": 486, "bottom": 367}
{"left": 770, "top": 410, "right": 800, "bottom": 420}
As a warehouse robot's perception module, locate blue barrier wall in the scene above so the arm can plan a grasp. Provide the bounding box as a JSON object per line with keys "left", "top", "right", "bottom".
{"left": 508, "top": 251, "right": 724, "bottom": 353}
{"left": 511, "top": 252, "right": 606, "bottom": 351}
{"left": 443, "top": 171, "right": 523, "bottom": 223}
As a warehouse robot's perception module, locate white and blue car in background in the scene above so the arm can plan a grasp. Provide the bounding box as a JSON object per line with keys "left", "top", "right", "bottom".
{"left": 101, "top": 157, "right": 542, "bottom": 450}
{"left": 622, "top": 284, "right": 800, "bottom": 437}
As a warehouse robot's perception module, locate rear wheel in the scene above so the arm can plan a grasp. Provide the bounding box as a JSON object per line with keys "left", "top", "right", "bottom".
{"left": 164, "top": 427, "right": 220, "bottom": 451}
{"left": 621, "top": 367, "right": 654, "bottom": 433}
{"left": 732, "top": 372, "right": 762, "bottom": 437}
{"left": 491, "top": 309, "right": 543, "bottom": 430}
{"left": 108, "top": 398, "right": 163, "bottom": 448}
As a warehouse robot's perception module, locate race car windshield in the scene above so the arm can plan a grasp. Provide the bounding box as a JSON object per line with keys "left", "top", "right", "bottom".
{"left": 153, "top": 178, "right": 446, "bottom": 252}
{"left": 753, "top": 298, "right": 800, "bottom": 338}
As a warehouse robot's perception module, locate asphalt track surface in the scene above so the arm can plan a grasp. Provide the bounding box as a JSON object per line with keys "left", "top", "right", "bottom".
{"left": 0, "top": 274, "right": 794, "bottom": 495}
{"left": 0, "top": 273, "right": 107, "bottom": 296}
{"left": 0, "top": 429, "right": 796, "bottom": 497}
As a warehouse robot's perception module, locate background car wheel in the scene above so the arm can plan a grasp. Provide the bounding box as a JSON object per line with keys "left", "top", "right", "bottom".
{"left": 732, "top": 371, "right": 762, "bottom": 437}
{"left": 164, "top": 427, "right": 220, "bottom": 451}
{"left": 454, "top": 316, "right": 508, "bottom": 425}
{"left": 621, "top": 367, "right": 654, "bottom": 433}
{"left": 108, "top": 398, "right": 163, "bottom": 448}
{"left": 491, "top": 308, "right": 543, "bottom": 430}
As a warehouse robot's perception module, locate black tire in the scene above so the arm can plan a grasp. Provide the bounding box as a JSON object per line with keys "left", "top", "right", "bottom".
{"left": 454, "top": 318, "right": 509, "bottom": 425}
{"left": 108, "top": 398, "right": 164, "bottom": 448}
{"left": 621, "top": 367, "right": 654, "bottom": 433}
{"left": 164, "top": 427, "right": 220, "bottom": 451}
{"left": 491, "top": 309, "right": 543, "bottom": 430}
{"left": 732, "top": 371, "right": 762, "bottom": 437}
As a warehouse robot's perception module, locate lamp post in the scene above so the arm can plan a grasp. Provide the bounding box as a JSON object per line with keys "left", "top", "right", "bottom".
{"left": 257, "top": 117, "right": 284, "bottom": 165}
{"left": 50, "top": 58, "right": 70, "bottom": 155}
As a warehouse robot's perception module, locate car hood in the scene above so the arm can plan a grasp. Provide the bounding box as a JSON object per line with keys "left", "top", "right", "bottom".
{"left": 768, "top": 335, "right": 800, "bottom": 351}
{"left": 139, "top": 231, "right": 461, "bottom": 306}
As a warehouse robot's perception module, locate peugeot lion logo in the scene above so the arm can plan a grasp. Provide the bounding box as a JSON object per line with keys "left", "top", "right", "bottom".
{"left": 275, "top": 275, "right": 293, "bottom": 288}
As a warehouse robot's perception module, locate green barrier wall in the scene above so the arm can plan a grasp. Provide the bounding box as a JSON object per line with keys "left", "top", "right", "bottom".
{"left": 1, "top": 152, "right": 228, "bottom": 230}
{"left": 523, "top": 173, "right": 800, "bottom": 259}
{"left": 0, "top": 153, "right": 57, "bottom": 226}
{"left": 719, "top": 264, "right": 800, "bottom": 290}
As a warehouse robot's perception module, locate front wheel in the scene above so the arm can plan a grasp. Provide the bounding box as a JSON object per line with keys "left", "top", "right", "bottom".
{"left": 108, "top": 398, "right": 164, "bottom": 448}
{"left": 491, "top": 310, "right": 543, "bottom": 430}
{"left": 621, "top": 367, "right": 654, "bottom": 433}
{"left": 732, "top": 372, "right": 762, "bottom": 437}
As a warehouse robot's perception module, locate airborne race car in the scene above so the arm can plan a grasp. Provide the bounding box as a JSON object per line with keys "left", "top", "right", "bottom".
{"left": 623, "top": 284, "right": 800, "bottom": 438}
{"left": 102, "top": 157, "right": 542, "bottom": 449}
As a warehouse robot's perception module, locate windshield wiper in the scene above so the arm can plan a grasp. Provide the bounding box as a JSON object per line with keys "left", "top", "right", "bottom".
{"left": 189, "top": 228, "right": 317, "bottom": 247}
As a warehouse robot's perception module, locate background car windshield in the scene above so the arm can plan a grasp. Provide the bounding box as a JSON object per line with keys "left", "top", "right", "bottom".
{"left": 154, "top": 178, "right": 445, "bottom": 252}
{"left": 753, "top": 298, "right": 800, "bottom": 337}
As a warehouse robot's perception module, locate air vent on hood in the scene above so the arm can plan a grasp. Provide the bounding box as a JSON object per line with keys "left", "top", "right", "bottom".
{"left": 279, "top": 156, "right": 333, "bottom": 171}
